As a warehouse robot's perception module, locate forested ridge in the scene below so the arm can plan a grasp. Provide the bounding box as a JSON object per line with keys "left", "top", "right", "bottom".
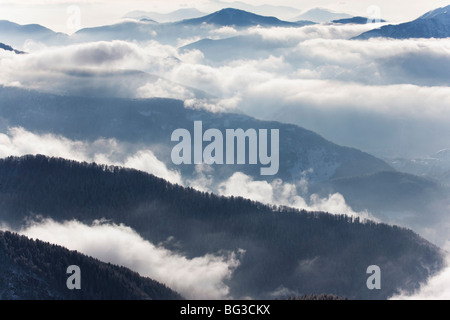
{"left": 0, "top": 230, "right": 183, "bottom": 300}
{"left": 0, "top": 155, "right": 444, "bottom": 299}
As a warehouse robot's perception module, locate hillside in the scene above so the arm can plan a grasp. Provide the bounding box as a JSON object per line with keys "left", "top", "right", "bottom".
{"left": 0, "top": 85, "right": 393, "bottom": 184}
{"left": 0, "top": 42, "right": 24, "bottom": 54}
{"left": 0, "top": 231, "right": 182, "bottom": 300}
{"left": 354, "top": 5, "right": 450, "bottom": 39}
{"left": 0, "top": 20, "right": 67, "bottom": 49}
{"left": 0, "top": 155, "right": 444, "bottom": 299}
{"left": 319, "top": 171, "right": 446, "bottom": 213}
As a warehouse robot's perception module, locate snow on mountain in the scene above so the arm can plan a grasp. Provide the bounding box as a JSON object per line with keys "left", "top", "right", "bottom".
{"left": 354, "top": 5, "right": 450, "bottom": 39}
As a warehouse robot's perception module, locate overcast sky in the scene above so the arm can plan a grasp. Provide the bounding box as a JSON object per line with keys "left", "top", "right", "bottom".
{"left": 0, "top": 0, "right": 449, "bottom": 33}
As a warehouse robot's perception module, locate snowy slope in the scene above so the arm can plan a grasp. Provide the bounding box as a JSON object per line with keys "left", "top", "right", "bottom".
{"left": 354, "top": 5, "right": 450, "bottom": 39}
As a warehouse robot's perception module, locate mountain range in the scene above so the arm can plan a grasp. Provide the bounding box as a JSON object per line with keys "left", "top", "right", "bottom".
{"left": 1, "top": 85, "right": 448, "bottom": 247}
{"left": 354, "top": 5, "right": 450, "bottom": 39}
{"left": 73, "top": 8, "right": 314, "bottom": 45}
{"left": 173, "top": 8, "right": 301, "bottom": 27}
{"left": 3, "top": 5, "right": 449, "bottom": 50}
{"left": 1, "top": 3, "right": 449, "bottom": 301}
{"left": 180, "top": 30, "right": 314, "bottom": 61}
{"left": 209, "top": 1, "right": 302, "bottom": 20}
{"left": 0, "top": 155, "right": 444, "bottom": 300}
{"left": 0, "top": 20, "right": 67, "bottom": 49}
{"left": 0, "top": 85, "right": 392, "bottom": 185}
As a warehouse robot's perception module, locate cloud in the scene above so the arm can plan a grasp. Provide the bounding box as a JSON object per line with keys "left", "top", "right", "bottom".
{"left": 218, "top": 172, "right": 274, "bottom": 204}
{"left": 20, "top": 40, "right": 144, "bottom": 67}
{"left": 268, "top": 286, "right": 300, "bottom": 299}
{"left": 185, "top": 164, "right": 215, "bottom": 192}
{"left": 287, "top": 38, "right": 450, "bottom": 85}
{"left": 0, "top": 127, "right": 377, "bottom": 221}
{"left": 244, "top": 79, "right": 450, "bottom": 119}
{"left": 0, "top": 40, "right": 199, "bottom": 99}
{"left": 165, "top": 36, "right": 450, "bottom": 138}
{"left": 184, "top": 96, "right": 241, "bottom": 113}
{"left": 169, "top": 55, "right": 286, "bottom": 101}
{"left": 217, "top": 172, "right": 374, "bottom": 220}
{"left": 136, "top": 78, "right": 195, "bottom": 100}
{"left": 248, "top": 23, "right": 386, "bottom": 44}
{"left": 116, "top": 150, "right": 183, "bottom": 185}
{"left": 5, "top": 219, "right": 241, "bottom": 299}
{"left": 2, "top": 29, "right": 448, "bottom": 113}
{"left": 209, "top": 26, "right": 238, "bottom": 38}
{"left": 391, "top": 253, "right": 450, "bottom": 300}
{"left": 239, "top": 76, "right": 450, "bottom": 156}
{"left": 1, "top": 22, "right": 450, "bottom": 206}
{"left": 0, "top": 127, "right": 183, "bottom": 184}
{"left": 178, "top": 48, "right": 205, "bottom": 64}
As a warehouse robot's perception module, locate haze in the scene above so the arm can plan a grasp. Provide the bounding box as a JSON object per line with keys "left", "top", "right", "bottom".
{"left": 1, "top": 0, "right": 449, "bottom": 33}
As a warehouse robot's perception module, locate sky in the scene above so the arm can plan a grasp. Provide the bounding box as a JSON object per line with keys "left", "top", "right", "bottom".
{"left": 0, "top": 0, "right": 449, "bottom": 33}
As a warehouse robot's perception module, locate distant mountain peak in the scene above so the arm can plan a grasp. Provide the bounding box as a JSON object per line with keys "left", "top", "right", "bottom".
{"left": 354, "top": 4, "right": 450, "bottom": 39}
{"left": 211, "top": 7, "right": 272, "bottom": 19}
{"left": 218, "top": 7, "right": 244, "bottom": 13}
{"left": 177, "top": 7, "right": 298, "bottom": 27}
{"left": 291, "top": 7, "right": 352, "bottom": 23}
{"left": 207, "top": 7, "right": 255, "bottom": 20}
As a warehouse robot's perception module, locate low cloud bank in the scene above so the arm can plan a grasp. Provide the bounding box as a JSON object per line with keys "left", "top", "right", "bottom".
{"left": 2, "top": 219, "right": 242, "bottom": 299}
